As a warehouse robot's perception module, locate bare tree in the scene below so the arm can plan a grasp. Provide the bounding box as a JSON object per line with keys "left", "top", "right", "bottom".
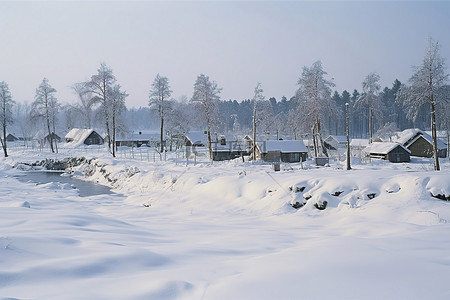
{"left": 0, "top": 81, "right": 15, "bottom": 157}
{"left": 31, "top": 78, "right": 58, "bottom": 153}
{"left": 398, "top": 38, "right": 449, "bottom": 171}
{"left": 83, "top": 63, "right": 116, "bottom": 151}
{"left": 354, "top": 72, "right": 382, "bottom": 143}
{"left": 296, "top": 61, "right": 338, "bottom": 158}
{"left": 191, "top": 74, "right": 222, "bottom": 160}
{"left": 108, "top": 84, "right": 128, "bottom": 158}
{"left": 149, "top": 74, "right": 172, "bottom": 153}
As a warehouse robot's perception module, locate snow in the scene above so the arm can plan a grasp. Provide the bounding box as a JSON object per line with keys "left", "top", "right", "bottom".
{"left": 365, "top": 142, "right": 410, "bottom": 154}
{"left": 1, "top": 146, "right": 450, "bottom": 299}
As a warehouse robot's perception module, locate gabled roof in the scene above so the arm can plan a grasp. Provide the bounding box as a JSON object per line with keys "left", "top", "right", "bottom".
{"left": 65, "top": 128, "right": 95, "bottom": 144}
{"left": 185, "top": 131, "right": 207, "bottom": 145}
{"left": 261, "top": 140, "right": 308, "bottom": 153}
{"left": 411, "top": 132, "right": 447, "bottom": 150}
{"left": 325, "top": 135, "right": 348, "bottom": 144}
{"left": 365, "top": 142, "right": 410, "bottom": 154}
{"left": 350, "top": 138, "right": 369, "bottom": 148}
{"left": 393, "top": 128, "right": 423, "bottom": 146}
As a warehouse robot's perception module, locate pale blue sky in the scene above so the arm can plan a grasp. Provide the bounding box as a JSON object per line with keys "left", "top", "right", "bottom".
{"left": 0, "top": 1, "right": 449, "bottom": 108}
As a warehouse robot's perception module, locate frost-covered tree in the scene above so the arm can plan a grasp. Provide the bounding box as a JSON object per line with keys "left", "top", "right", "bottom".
{"left": 191, "top": 74, "right": 222, "bottom": 160}
{"left": 251, "top": 82, "right": 264, "bottom": 160}
{"left": 398, "top": 38, "right": 449, "bottom": 171}
{"left": 71, "top": 82, "right": 97, "bottom": 128}
{"left": 149, "top": 74, "right": 172, "bottom": 153}
{"left": 354, "top": 72, "right": 382, "bottom": 143}
{"left": 83, "top": 63, "right": 116, "bottom": 151}
{"left": 31, "top": 78, "right": 59, "bottom": 153}
{"left": 0, "top": 81, "right": 15, "bottom": 157}
{"left": 296, "top": 61, "right": 338, "bottom": 157}
{"left": 108, "top": 84, "right": 128, "bottom": 158}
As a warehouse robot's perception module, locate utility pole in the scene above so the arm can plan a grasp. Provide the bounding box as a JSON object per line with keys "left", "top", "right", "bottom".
{"left": 346, "top": 103, "right": 351, "bottom": 170}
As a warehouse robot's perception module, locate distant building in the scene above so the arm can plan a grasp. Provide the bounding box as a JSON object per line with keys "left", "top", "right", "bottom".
{"left": 65, "top": 128, "right": 104, "bottom": 146}
{"left": 6, "top": 133, "right": 18, "bottom": 142}
{"left": 258, "top": 140, "right": 308, "bottom": 163}
{"left": 365, "top": 142, "right": 410, "bottom": 163}
{"left": 350, "top": 138, "right": 369, "bottom": 150}
{"left": 115, "top": 131, "right": 161, "bottom": 148}
{"left": 324, "top": 135, "right": 347, "bottom": 150}
{"left": 211, "top": 135, "right": 248, "bottom": 161}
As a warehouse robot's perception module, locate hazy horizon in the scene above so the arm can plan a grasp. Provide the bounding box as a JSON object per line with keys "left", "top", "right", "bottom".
{"left": 1, "top": 1, "right": 449, "bottom": 108}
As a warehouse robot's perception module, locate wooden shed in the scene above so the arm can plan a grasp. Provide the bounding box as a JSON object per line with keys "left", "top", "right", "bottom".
{"left": 365, "top": 142, "right": 410, "bottom": 163}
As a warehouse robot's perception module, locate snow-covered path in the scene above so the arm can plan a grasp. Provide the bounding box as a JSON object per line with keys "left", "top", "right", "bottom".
{"left": 1, "top": 148, "right": 450, "bottom": 299}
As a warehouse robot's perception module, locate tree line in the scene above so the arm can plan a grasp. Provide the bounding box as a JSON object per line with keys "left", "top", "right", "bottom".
{"left": 1, "top": 38, "right": 449, "bottom": 169}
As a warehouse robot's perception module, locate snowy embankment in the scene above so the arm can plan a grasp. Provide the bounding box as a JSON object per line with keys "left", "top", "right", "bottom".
{"left": 1, "top": 146, "right": 450, "bottom": 299}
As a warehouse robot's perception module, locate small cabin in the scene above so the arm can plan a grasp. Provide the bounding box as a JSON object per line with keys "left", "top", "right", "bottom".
{"left": 6, "top": 134, "right": 18, "bottom": 142}
{"left": 65, "top": 128, "right": 104, "bottom": 145}
{"left": 365, "top": 142, "right": 410, "bottom": 163}
{"left": 259, "top": 140, "right": 308, "bottom": 163}
{"left": 324, "top": 135, "right": 348, "bottom": 150}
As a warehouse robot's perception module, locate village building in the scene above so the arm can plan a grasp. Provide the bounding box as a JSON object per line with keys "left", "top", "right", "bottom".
{"left": 394, "top": 128, "right": 447, "bottom": 158}
{"left": 115, "top": 131, "right": 161, "bottom": 148}
{"left": 65, "top": 128, "right": 104, "bottom": 146}
{"left": 350, "top": 138, "right": 369, "bottom": 151}
{"left": 6, "top": 133, "right": 19, "bottom": 142}
{"left": 324, "top": 135, "right": 347, "bottom": 150}
{"left": 257, "top": 140, "right": 308, "bottom": 163}
{"left": 365, "top": 142, "right": 410, "bottom": 163}
{"left": 211, "top": 135, "right": 248, "bottom": 161}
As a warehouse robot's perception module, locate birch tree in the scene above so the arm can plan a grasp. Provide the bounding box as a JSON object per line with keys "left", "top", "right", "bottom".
{"left": 252, "top": 82, "right": 264, "bottom": 160}
{"left": 83, "top": 63, "right": 116, "bottom": 151}
{"left": 354, "top": 72, "right": 382, "bottom": 143}
{"left": 108, "top": 84, "right": 128, "bottom": 158}
{"left": 296, "top": 61, "right": 338, "bottom": 157}
{"left": 191, "top": 74, "right": 222, "bottom": 160}
{"left": 398, "top": 38, "right": 449, "bottom": 171}
{"left": 31, "top": 78, "right": 58, "bottom": 153}
{"left": 0, "top": 81, "right": 15, "bottom": 157}
{"left": 149, "top": 74, "right": 172, "bottom": 153}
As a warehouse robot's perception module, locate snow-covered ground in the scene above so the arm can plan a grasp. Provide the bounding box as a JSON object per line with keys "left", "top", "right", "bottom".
{"left": 1, "top": 145, "right": 450, "bottom": 299}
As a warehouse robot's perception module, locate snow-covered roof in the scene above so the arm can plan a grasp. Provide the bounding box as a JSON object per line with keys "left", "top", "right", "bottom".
{"left": 393, "top": 129, "right": 423, "bottom": 146}
{"left": 350, "top": 139, "right": 369, "bottom": 148}
{"left": 325, "top": 135, "right": 347, "bottom": 144}
{"left": 115, "top": 131, "right": 161, "bottom": 142}
{"left": 185, "top": 131, "right": 207, "bottom": 145}
{"left": 261, "top": 140, "right": 308, "bottom": 153}
{"left": 394, "top": 128, "right": 447, "bottom": 150}
{"left": 65, "top": 128, "right": 95, "bottom": 144}
{"left": 365, "top": 142, "right": 410, "bottom": 154}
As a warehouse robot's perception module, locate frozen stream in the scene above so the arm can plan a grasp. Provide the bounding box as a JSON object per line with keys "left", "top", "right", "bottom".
{"left": 14, "top": 171, "right": 114, "bottom": 197}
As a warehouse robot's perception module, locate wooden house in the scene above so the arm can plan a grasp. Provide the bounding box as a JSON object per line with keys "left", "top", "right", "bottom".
{"left": 365, "top": 142, "right": 410, "bottom": 163}
{"left": 394, "top": 129, "right": 447, "bottom": 158}
{"left": 6, "top": 133, "right": 18, "bottom": 142}
{"left": 211, "top": 135, "right": 248, "bottom": 161}
{"left": 65, "top": 128, "right": 104, "bottom": 146}
{"left": 115, "top": 131, "right": 161, "bottom": 148}
{"left": 258, "top": 140, "right": 308, "bottom": 163}
{"left": 324, "top": 135, "right": 347, "bottom": 150}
